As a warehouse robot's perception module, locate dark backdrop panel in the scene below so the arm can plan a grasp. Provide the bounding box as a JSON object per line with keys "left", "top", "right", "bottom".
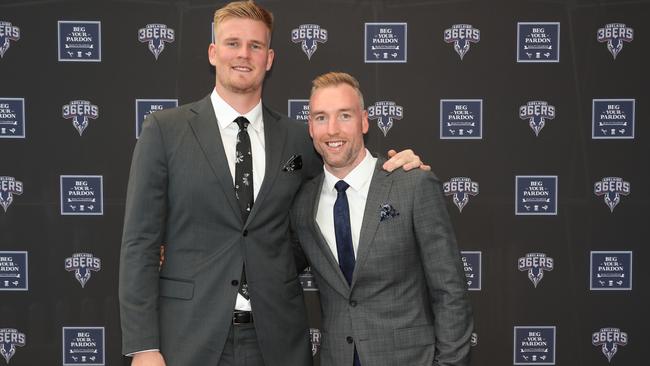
{"left": 1, "top": 0, "right": 647, "bottom": 365}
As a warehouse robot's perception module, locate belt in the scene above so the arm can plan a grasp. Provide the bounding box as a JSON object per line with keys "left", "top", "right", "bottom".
{"left": 233, "top": 310, "right": 253, "bottom": 325}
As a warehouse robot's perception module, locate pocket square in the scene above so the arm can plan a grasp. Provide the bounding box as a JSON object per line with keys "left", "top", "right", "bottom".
{"left": 281, "top": 154, "right": 303, "bottom": 172}
{"left": 379, "top": 203, "right": 399, "bottom": 222}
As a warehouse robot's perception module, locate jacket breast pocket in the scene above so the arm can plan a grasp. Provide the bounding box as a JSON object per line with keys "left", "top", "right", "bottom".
{"left": 159, "top": 277, "right": 194, "bottom": 300}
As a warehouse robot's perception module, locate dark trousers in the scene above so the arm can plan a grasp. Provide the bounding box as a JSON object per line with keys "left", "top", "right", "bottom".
{"left": 218, "top": 323, "right": 265, "bottom": 366}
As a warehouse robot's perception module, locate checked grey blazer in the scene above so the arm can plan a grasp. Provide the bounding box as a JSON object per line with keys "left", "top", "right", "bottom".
{"left": 291, "top": 159, "right": 473, "bottom": 366}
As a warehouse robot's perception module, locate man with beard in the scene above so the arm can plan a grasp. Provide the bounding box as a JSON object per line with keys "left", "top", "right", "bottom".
{"left": 290, "top": 72, "right": 473, "bottom": 366}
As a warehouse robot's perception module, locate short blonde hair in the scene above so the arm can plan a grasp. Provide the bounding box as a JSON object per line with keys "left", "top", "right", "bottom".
{"left": 310, "top": 72, "right": 365, "bottom": 109}
{"left": 213, "top": 1, "right": 274, "bottom": 38}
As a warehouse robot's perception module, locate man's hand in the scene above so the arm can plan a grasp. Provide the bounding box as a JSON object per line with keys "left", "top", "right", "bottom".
{"left": 383, "top": 149, "right": 431, "bottom": 172}
{"left": 131, "top": 351, "right": 166, "bottom": 366}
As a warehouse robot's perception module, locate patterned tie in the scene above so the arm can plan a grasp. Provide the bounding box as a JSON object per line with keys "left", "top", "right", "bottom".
{"left": 235, "top": 116, "right": 253, "bottom": 300}
{"left": 234, "top": 116, "right": 254, "bottom": 221}
{"left": 334, "top": 180, "right": 355, "bottom": 285}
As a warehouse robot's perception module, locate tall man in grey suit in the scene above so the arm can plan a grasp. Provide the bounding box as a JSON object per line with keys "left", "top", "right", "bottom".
{"left": 119, "top": 2, "right": 424, "bottom": 366}
{"left": 291, "top": 72, "right": 473, "bottom": 366}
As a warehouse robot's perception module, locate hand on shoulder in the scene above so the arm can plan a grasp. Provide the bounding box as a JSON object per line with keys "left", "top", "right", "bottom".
{"left": 383, "top": 149, "right": 431, "bottom": 172}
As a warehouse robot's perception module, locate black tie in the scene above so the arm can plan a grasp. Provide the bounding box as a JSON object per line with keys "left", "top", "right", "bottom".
{"left": 234, "top": 116, "right": 254, "bottom": 221}
{"left": 334, "top": 180, "right": 355, "bottom": 285}
{"left": 235, "top": 116, "right": 253, "bottom": 300}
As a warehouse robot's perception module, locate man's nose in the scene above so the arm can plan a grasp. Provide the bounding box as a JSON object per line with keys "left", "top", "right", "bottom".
{"left": 237, "top": 45, "right": 251, "bottom": 58}
{"left": 326, "top": 119, "right": 340, "bottom": 135}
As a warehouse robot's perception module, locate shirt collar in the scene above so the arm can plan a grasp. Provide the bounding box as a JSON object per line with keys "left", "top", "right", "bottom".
{"left": 210, "top": 88, "right": 263, "bottom": 133}
{"left": 322, "top": 149, "right": 377, "bottom": 194}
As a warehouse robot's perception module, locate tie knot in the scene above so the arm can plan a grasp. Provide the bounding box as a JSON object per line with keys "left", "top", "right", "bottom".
{"left": 335, "top": 180, "right": 350, "bottom": 193}
{"left": 234, "top": 116, "right": 250, "bottom": 131}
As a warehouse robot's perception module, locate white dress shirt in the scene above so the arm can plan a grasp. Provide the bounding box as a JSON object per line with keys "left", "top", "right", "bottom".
{"left": 211, "top": 88, "right": 266, "bottom": 312}
{"left": 316, "top": 149, "right": 377, "bottom": 262}
{"left": 210, "top": 89, "right": 266, "bottom": 201}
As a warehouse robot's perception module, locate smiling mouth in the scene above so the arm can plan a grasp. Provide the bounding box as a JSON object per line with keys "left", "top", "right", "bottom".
{"left": 232, "top": 65, "right": 252, "bottom": 72}
{"left": 326, "top": 140, "right": 345, "bottom": 148}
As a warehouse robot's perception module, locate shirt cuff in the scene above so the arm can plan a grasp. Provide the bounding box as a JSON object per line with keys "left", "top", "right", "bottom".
{"left": 126, "top": 349, "right": 160, "bottom": 357}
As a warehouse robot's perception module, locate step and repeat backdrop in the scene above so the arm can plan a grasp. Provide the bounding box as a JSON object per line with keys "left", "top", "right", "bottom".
{"left": 1, "top": 0, "right": 648, "bottom": 365}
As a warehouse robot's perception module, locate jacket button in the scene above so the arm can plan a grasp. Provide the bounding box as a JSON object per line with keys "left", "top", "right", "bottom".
{"left": 349, "top": 300, "right": 357, "bottom": 307}
{"left": 242, "top": 230, "right": 248, "bottom": 237}
{"left": 346, "top": 336, "right": 353, "bottom": 344}
{"left": 231, "top": 280, "right": 239, "bottom": 286}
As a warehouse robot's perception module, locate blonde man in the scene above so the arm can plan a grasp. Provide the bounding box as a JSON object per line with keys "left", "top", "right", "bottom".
{"left": 119, "top": 2, "right": 424, "bottom": 366}
{"left": 291, "top": 72, "right": 473, "bottom": 366}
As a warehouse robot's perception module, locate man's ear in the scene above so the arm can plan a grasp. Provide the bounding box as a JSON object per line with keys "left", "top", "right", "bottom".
{"left": 208, "top": 43, "right": 217, "bottom": 66}
{"left": 266, "top": 48, "right": 275, "bottom": 71}
{"left": 307, "top": 117, "right": 314, "bottom": 139}
{"left": 361, "top": 110, "right": 369, "bottom": 134}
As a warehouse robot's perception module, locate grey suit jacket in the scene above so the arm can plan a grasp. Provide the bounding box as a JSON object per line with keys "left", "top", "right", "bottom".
{"left": 119, "top": 95, "right": 320, "bottom": 366}
{"left": 291, "top": 159, "right": 473, "bottom": 366}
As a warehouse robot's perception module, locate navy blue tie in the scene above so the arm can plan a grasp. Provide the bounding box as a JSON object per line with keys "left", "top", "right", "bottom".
{"left": 353, "top": 351, "right": 361, "bottom": 366}
{"left": 334, "top": 180, "right": 360, "bottom": 366}
{"left": 334, "top": 180, "right": 355, "bottom": 285}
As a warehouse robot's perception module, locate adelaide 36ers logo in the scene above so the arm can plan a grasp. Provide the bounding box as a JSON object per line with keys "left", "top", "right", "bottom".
{"left": 519, "top": 101, "right": 555, "bottom": 136}
{"left": 597, "top": 23, "right": 633, "bottom": 60}
{"left": 291, "top": 24, "right": 327, "bottom": 60}
{"left": 309, "top": 328, "right": 321, "bottom": 356}
{"left": 518, "top": 253, "right": 553, "bottom": 288}
{"left": 0, "top": 176, "right": 22, "bottom": 213}
{"left": 594, "top": 177, "right": 630, "bottom": 212}
{"left": 443, "top": 177, "right": 479, "bottom": 213}
{"left": 62, "top": 100, "right": 99, "bottom": 136}
{"left": 0, "top": 21, "right": 20, "bottom": 58}
{"left": 65, "top": 253, "right": 101, "bottom": 288}
{"left": 592, "top": 327, "right": 627, "bottom": 362}
{"left": 444, "top": 24, "right": 480, "bottom": 60}
{"left": 138, "top": 23, "right": 175, "bottom": 60}
{"left": 0, "top": 328, "right": 25, "bottom": 364}
{"left": 368, "top": 101, "right": 403, "bottom": 137}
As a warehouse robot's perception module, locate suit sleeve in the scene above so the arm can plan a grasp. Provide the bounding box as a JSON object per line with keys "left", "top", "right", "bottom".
{"left": 290, "top": 205, "right": 309, "bottom": 274}
{"left": 296, "top": 123, "right": 322, "bottom": 181}
{"left": 412, "top": 172, "right": 473, "bottom": 366}
{"left": 119, "top": 114, "right": 168, "bottom": 355}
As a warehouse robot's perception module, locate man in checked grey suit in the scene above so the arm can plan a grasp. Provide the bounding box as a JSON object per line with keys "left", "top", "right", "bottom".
{"left": 291, "top": 72, "right": 473, "bottom": 366}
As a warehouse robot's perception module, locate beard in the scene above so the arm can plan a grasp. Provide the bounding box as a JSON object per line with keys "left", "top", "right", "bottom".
{"left": 316, "top": 143, "right": 361, "bottom": 172}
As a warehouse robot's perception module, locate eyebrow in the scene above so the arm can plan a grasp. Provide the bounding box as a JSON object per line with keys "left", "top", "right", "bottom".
{"left": 310, "top": 107, "right": 355, "bottom": 116}
{"left": 221, "top": 37, "right": 266, "bottom": 45}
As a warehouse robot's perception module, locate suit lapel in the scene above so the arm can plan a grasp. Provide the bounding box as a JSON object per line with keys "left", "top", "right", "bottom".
{"left": 244, "top": 106, "right": 288, "bottom": 227}
{"left": 351, "top": 160, "right": 393, "bottom": 288}
{"left": 307, "top": 175, "right": 352, "bottom": 294}
{"left": 187, "top": 95, "right": 242, "bottom": 222}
